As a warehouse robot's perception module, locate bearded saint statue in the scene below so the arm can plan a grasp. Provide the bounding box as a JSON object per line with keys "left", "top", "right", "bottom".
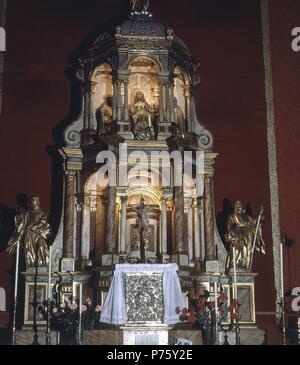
{"left": 7, "top": 195, "right": 51, "bottom": 267}
{"left": 225, "top": 200, "right": 266, "bottom": 273}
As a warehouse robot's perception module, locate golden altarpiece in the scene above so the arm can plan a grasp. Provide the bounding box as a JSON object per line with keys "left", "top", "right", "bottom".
{"left": 17, "top": 3, "right": 265, "bottom": 344}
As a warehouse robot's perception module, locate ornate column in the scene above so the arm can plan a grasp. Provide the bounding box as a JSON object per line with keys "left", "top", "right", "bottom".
{"left": 120, "top": 196, "right": 127, "bottom": 256}
{"left": 59, "top": 147, "right": 83, "bottom": 272}
{"left": 184, "top": 86, "right": 192, "bottom": 132}
{"left": 64, "top": 170, "right": 76, "bottom": 259}
{"left": 204, "top": 173, "right": 216, "bottom": 261}
{"left": 112, "top": 81, "right": 117, "bottom": 121}
{"left": 169, "top": 83, "right": 175, "bottom": 124}
{"left": 172, "top": 187, "right": 189, "bottom": 267}
{"left": 89, "top": 194, "right": 97, "bottom": 259}
{"left": 161, "top": 197, "right": 167, "bottom": 255}
{"left": 187, "top": 199, "right": 193, "bottom": 265}
{"left": 165, "top": 82, "right": 171, "bottom": 121}
{"left": 117, "top": 80, "right": 122, "bottom": 123}
{"left": 105, "top": 186, "right": 117, "bottom": 254}
{"left": 159, "top": 81, "right": 164, "bottom": 123}
{"left": 174, "top": 187, "right": 185, "bottom": 253}
{"left": 193, "top": 197, "right": 202, "bottom": 273}
{"left": 124, "top": 80, "right": 129, "bottom": 122}
{"left": 81, "top": 200, "right": 90, "bottom": 260}
{"left": 95, "top": 195, "right": 106, "bottom": 261}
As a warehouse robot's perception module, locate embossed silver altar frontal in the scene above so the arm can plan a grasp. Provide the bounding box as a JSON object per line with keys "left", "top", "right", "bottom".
{"left": 124, "top": 272, "right": 164, "bottom": 324}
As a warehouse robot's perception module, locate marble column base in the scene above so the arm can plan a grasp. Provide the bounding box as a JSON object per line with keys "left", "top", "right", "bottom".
{"left": 60, "top": 257, "right": 76, "bottom": 272}
{"left": 101, "top": 254, "right": 120, "bottom": 267}
{"left": 171, "top": 253, "right": 189, "bottom": 268}
{"left": 205, "top": 260, "right": 219, "bottom": 273}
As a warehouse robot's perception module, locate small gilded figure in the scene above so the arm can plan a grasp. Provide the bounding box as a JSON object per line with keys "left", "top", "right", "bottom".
{"left": 225, "top": 200, "right": 265, "bottom": 273}
{"left": 7, "top": 195, "right": 52, "bottom": 267}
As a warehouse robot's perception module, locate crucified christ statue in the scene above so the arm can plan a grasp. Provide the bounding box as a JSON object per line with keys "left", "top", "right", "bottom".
{"left": 131, "top": 196, "right": 152, "bottom": 263}
{"left": 130, "top": 0, "right": 150, "bottom": 12}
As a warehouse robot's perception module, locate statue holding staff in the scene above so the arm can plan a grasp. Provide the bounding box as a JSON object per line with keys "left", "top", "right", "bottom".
{"left": 7, "top": 195, "right": 52, "bottom": 267}
{"left": 225, "top": 200, "right": 265, "bottom": 274}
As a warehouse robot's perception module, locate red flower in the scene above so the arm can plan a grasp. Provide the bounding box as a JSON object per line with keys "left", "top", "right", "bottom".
{"left": 207, "top": 302, "right": 215, "bottom": 309}
{"left": 231, "top": 313, "right": 238, "bottom": 321}
{"left": 182, "top": 308, "right": 188, "bottom": 315}
{"left": 198, "top": 306, "right": 206, "bottom": 314}
{"left": 198, "top": 297, "right": 205, "bottom": 305}
{"left": 187, "top": 315, "right": 198, "bottom": 324}
{"left": 218, "top": 293, "right": 227, "bottom": 302}
{"left": 232, "top": 299, "right": 239, "bottom": 307}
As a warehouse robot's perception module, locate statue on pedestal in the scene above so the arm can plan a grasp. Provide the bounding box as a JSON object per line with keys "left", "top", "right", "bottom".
{"left": 96, "top": 96, "right": 113, "bottom": 135}
{"left": 7, "top": 196, "right": 52, "bottom": 267}
{"left": 173, "top": 97, "right": 185, "bottom": 133}
{"left": 225, "top": 200, "right": 265, "bottom": 273}
{"left": 130, "top": 91, "right": 155, "bottom": 140}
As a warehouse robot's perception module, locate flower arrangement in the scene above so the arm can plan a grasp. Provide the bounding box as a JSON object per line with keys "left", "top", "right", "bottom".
{"left": 38, "top": 297, "right": 102, "bottom": 344}
{"left": 177, "top": 289, "right": 240, "bottom": 344}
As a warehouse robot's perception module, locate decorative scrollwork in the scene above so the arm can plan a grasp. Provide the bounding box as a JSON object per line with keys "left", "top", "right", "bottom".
{"left": 198, "top": 131, "right": 213, "bottom": 150}
{"left": 64, "top": 129, "right": 81, "bottom": 147}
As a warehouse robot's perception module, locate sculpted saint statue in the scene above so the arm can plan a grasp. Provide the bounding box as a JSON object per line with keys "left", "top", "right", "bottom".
{"left": 173, "top": 97, "right": 185, "bottom": 133}
{"left": 7, "top": 196, "right": 52, "bottom": 267}
{"left": 96, "top": 96, "right": 113, "bottom": 135}
{"left": 130, "top": 91, "right": 155, "bottom": 140}
{"left": 130, "top": 0, "right": 150, "bottom": 12}
{"left": 225, "top": 201, "right": 266, "bottom": 273}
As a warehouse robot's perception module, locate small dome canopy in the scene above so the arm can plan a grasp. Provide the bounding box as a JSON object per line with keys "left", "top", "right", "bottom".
{"left": 121, "top": 17, "right": 165, "bottom": 38}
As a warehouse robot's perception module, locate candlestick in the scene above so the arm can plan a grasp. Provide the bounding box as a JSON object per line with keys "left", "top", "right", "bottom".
{"left": 79, "top": 284, "right": 83, "bottom": 345}
{"left": 48, "top": 245, "right": 52, "bottom": 301}
{"left": 12, "top": 241, "right": 20, "bottom": 345}
{"left": 232, "top": 246, "right": 238, "bottom": 300}
{"left": 46, "top": 245, "right": 52, "bottom": 345}
{"left": 214, "top": 281, "right": 219, "bottom": 345}
{"left": 280, "top": 241, "right": 286, "bottom": 345}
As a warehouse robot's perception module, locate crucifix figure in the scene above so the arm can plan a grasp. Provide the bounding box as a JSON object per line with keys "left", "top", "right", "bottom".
{"left": 130, "top": 0, "right": 150, "bottom": 12}
{"left": 131, "top": 196, "right": 151, "bottom": 263}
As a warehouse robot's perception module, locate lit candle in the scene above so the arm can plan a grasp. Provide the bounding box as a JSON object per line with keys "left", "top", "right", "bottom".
{"left": 232, "top": 247, "right": 238, "bottom": 300}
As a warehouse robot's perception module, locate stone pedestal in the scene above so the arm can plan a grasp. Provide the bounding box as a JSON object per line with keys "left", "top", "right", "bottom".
{"left": 101, "top": 254, "right": 120, "bottom": 267}
{"left": 121, "top": 325, "right": 169, "bottom": 345}
{"left": 15, "top": 329, "right": 58, "bottom": 345}
{"left": 171, "top": 253, "right": 189, "bottom": 268}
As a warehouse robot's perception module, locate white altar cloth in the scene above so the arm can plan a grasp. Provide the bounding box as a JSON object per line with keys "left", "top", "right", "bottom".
{"left": 100, "top": 264, "right": 185, "bottom": 325}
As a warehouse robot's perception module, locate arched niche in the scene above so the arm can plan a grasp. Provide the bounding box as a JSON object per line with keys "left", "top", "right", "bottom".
{"left": 128, "top": 56, "right": 161, "bottom": 110}
{"left": 85, "top": 171, "right": 108, "bottom": 196}
{"left": 174, "top": 66, "right": 189, "bottom": 121}
{"left": 0, "top": 287, "right": 6, "bottom": 312}
{"left": 126, "top": 186, "right": 162, "bottom": 259}
{"left": 91, "top": 63, "right": 113, "bottom": 124}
